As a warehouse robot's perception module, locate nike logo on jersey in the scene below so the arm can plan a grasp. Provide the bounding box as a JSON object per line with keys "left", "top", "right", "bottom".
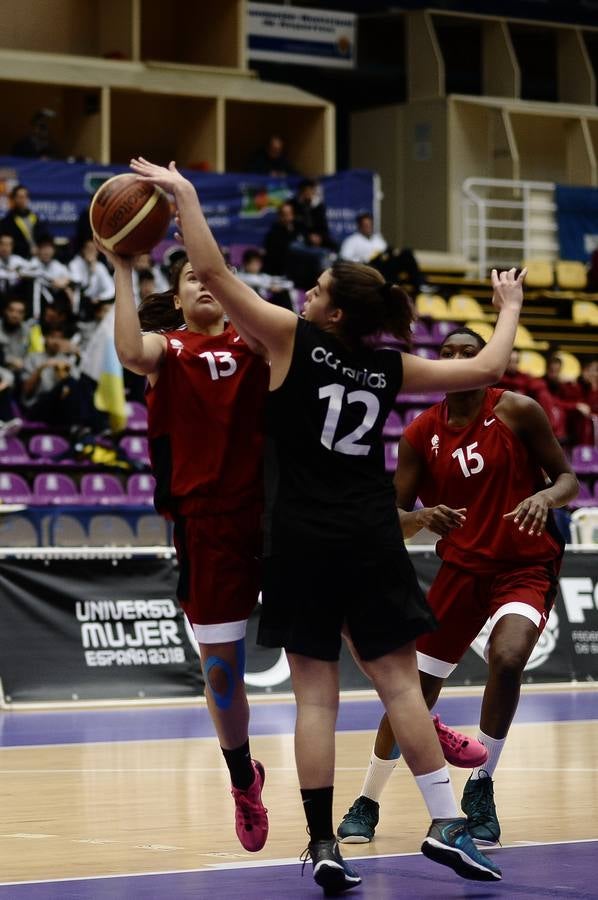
{"left": 484, "top": 418, "right": 496, "bottom": 426}
{"left": 233, "top": 335, "right": 241, "bottom": 342}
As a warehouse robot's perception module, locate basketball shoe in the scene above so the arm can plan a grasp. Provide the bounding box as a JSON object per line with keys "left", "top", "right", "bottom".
{"left": 337, "top": 795, "right": 379, "bottom": 844}
{"left": 433, "top": 715, "right": 489, "bottom": 767}
{"left": 231, "top": 759, "right": 269, "bottom": 852}
{"left": 302, "top": 838, "right": 362, "bottom": 896}
{"left": 421, "top": 817, "right": 502, "bottom": 881}
{"left": 461, "top": 771, "right": 501, "bottom": 846}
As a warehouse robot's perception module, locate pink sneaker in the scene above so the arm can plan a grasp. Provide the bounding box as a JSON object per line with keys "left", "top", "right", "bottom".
{"left": 433, "top": 715, "right": 488, "bottom": 768}
{"left": 231, "top": 759, "right": 269, "bottom": 852}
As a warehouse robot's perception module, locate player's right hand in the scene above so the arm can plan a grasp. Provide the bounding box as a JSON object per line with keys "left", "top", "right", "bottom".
{"left": 417, "top": 505, "right": 466, "bottom": 536}
{"left": 491, "top": 267, "right": 527, "bottom": 313}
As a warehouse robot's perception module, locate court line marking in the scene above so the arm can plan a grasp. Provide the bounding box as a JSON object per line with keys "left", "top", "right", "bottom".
{"left": 0, "top": 837, "right": 596, "bottom": 886}
{"left": 1, "top": 764, "right": 598, "bottom": 775}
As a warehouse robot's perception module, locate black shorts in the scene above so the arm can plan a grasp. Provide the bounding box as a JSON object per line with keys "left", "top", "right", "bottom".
{"left": 258, "top": 543, "right": 437, "bottom": 662}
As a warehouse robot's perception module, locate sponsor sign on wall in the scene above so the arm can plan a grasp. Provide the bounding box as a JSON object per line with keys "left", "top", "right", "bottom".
{"left": 247, "top": 3, "right": 356, "bottom": 69}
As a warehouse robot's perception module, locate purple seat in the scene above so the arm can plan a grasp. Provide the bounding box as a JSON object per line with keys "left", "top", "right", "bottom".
{"left": 383, "top": 410, "right": 404, "bottom": 438}
{"left": 127, "top": 473, "right": 156, "bottom": 505}
{"left": 403, "top": 408, "right": 426, "bottom": 427}
{"left": 120, "top": 436, "right": 150, "bottom": 466}
{"left": 397, "top": 392, "right": 443, "bottom": 405}
{"left": 571, "top": 445, "right": 598, "bottom": 475}
{"left": 0, "top": 472, "right": 31, "bottom": 504}
{"left": 229, "top": 243, "right": 260, "bottom": 268}
{"left": 429, "top": 321, "right": 457, "bottom": 345}
{"left": 0, "top": 436, "right": 29, "bottom": 464}
{"left": 411, "top": 320, "right": 431, "bottom": 345}
{"left": 126, "top": 401, "right": 148, "bottom": 432}
{"left": 384, "top": 441, "right": 398, "bottom": 473}
{"left": 414, "top": 346, "right": 439, "bottom": 360}
{"left": 80, "top": 473, "right": 127, "bottom": 505}
{"left": 29, "top": 434, "right": 71, "bottom": 462}
{"left": 32, "top": 473, "right": 80, "bottom": 505}
{"left": 570, "top": 481, "right": 593, "bottom": 509}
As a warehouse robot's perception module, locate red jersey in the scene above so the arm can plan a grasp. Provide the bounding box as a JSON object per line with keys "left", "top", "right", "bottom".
{"left": 403, "top": 387, "right": 563, "bottom": 571}
{"left": 146, "top": 324, "right": 269, "bottom": 517}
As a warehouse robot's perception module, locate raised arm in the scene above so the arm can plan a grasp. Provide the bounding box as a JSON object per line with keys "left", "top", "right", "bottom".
{"left": 129, "top": 158, "right": 297, "bottom": 367}
{"left": 101, "top": 245, "right": 166, "bottom": 377}
{"left": 401, "top": 268, "right": 526, "bottom": 393}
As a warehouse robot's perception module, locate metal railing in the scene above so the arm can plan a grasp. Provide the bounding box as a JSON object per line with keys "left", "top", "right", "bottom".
{"left": 462, "top": 177, "right": 558, "bottom": 279}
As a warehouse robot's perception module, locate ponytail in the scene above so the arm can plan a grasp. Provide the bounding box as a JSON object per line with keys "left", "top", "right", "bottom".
{"left": 329, "top": 260, "right": 414, "bottom": 345}
{"left": 138, "top": 256, "right": 187, "bottom": 332}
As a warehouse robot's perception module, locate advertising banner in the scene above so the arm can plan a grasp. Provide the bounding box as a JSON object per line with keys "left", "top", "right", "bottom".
{"left": 555, "top": 184, "right": 598, "bottom": 261}
{"left": 247, "top": 3, "right": 356, "bottom": 69}
{"left": 0, "top": 557, "right": 202, "bottom": 704}
{"left": 0, "top": 157, "right": 374, "bottom": 251}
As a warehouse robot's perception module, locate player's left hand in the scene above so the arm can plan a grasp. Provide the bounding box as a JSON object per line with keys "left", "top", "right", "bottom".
{"left": 504, "top": 491, "right": 551, "bottom": 536}
{"left": 130, "top": 157, "right": 188, "bottom": 194}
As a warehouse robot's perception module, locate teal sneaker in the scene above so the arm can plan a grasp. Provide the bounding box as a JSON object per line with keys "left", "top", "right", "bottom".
{"left": 461, "top": 772, "right": 501, "bottom": 846}
{"left": 421, "top": 817, "right": 502, "bottom": 881}
{"left": 336, "top": 795, "right": 379, "bottom": 844}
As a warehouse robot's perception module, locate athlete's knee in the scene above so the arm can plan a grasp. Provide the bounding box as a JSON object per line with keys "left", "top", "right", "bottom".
{"left": 488, "top": 644, "right": 529, "bottom": 682}
{"left": 204, "top": 642, "right": 245, "bottom": 710}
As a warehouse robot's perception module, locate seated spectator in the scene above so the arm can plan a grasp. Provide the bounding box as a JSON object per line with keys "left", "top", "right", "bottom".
{"left": 0, "top": 297, "right": 34, "bottom": 378}
{"left": 0, "top": 184, "right": 49, "bottom": 260}
{"left": 132, "top": 252, "right": 168, "bottom": 305}
{"left": 247, "top": 134, "right": 297, "bottom": 177}
{"left": 20, "top": 326, "right": 83, "bottom": 427}
{"left": 25, "top": 236, "right": 73, "bottom": 317}
{"left": 68, "top": 239, "right": 114, "bottom": 317}
{"left": 263, "top": 202, "right": 306, "bottom": 276}
{"left": 497, "top": 349, "right": 533, "bottom": 395}
{"left": 137, "top": 270, "right": 157, "bottom": 304}
{"left": 528, "top": 354, "right": 587, "bottom": 445}
{"left": 339, "top": 212, "right": 387, "bottom": 263}
{"left": 77, "top": 299, "right": 113, "bottom": 353}
{"left": 559, "top": 357, "right": 598, "bottom": 446}
{"left": 0, "top": 233, "right": 29, "bottom": 303}
{"left": 291, "top": 179, "right": 337, "bottom": 252}
{"left": 237, "top": 248, "right": 294, "bottom": 311}
{"left": 11, "top": 109, "right": 57, "bottom": 159}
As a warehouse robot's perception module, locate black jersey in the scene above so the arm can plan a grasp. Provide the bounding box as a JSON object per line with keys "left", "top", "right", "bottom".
{"left": 266, "top": 317, "right": 404, "bottom": 550}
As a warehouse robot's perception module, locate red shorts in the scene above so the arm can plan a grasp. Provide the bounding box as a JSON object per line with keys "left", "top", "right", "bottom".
{"left": 416, "top": 559, "right": 560, "bottom": 677}
{"left": 173, "top": 502, "right": 262, "bottom": 644}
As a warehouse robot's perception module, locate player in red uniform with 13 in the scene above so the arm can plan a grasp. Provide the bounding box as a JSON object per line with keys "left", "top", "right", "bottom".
{"left": 106, "top": 246, "right": 270, "bottom": 853}
{"left": 338, "top": 327, "right": 578, "bottom": 847}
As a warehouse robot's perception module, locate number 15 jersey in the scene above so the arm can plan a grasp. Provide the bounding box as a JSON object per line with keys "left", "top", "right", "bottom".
{"left": 404, "top": 387, "right": 563, "bottom": 571}
{"left": 266, "top": 318, "right": 404, "bottom": 551}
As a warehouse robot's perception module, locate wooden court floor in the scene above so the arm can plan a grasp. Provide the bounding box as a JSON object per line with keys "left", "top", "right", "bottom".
{"left": 0, "top": 687, "right": 597, "bottom": 895}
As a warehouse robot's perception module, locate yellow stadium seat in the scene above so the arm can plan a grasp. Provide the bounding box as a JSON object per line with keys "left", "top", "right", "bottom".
{"left": 522, "top": 259, "right": 554, "bottom": 290}
{"left": 518, "top": 350, "right": 546, "bottom": 378}
{"left": 464, "top": 320, "right": 494, "bottom": 343}
{"left": 556, "top": 350, "right": 581, "bottom": 380}
{"left": 415, "top": 293, "right": 449, "bottom": 319}
{"left": 513, "top": 324, "right": 549, "bottom": 351}
{"left": 572, "top": 300, "right": 598, "bottom": 325}
{"left": 447, "top": 294, "right": 487, "bottom": 321}
{"left": 555, "top": 260, "right": 587, "bottom": 291}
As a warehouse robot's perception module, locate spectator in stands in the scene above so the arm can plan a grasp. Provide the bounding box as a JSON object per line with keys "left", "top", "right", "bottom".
{"left": 528, "top": 354, "right": 589, "bottom": 445}
{"left": 237, "top": 248, "right": 294, "bottom": 311}
{"left": 73, "top": 205, "right": 93, "bottom": 253}
{"left": 0, "top": 185, "right": 48, "bottom": 260}
{"left": 68, "top": 238, "right": 115, "bottom": 317}
{"left": 132, "top": 252, "right": 168, "bottom": 305}
{"left": 247, "top": 134, "right": 297, "bottom": 177}
{"left": 291, "top": 179, "right": 337, "bottom": 252}
{"left": 497, "top": 349, "right": 533, "bottom": 395}
{"left": 587, "top": 248, "right": 598, "bottom": 292}
{"left": 559, "top": 357, "right": 598, "bottom": 446}
{"left": 0, "top": 298, "right": 33, "bottom": 378}
{"left": 0, "top": 233, "right": 29, "bottom": 303}
{"left": 20, "top": 325, "right": 83, "bottom": 427}
{"left": 339, "top": 213, "right": 387, "bottom": 264}
{"left": 137, "top": 270, "right": 157, "bottom": 304}
{"left": 11, "top": 109, "right": 57, "bottom": 159}
{"left": 25, "top": 236, "right": 73, "bottom": 317}
{"left": 263, "top": 202, "right": 306, "bottom": 276}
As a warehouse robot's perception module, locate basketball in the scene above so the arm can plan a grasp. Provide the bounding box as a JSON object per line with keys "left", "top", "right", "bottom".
{"left": 89, "top": 173, "right": 171, "bottom": 256}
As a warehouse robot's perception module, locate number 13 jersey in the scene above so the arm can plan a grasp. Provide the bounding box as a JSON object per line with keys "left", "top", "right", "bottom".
{"left": 404, "top": 387, "right": 563, "bottom": 571}
{"left": 266, "top": 318, "right": 404, "bottom": 550}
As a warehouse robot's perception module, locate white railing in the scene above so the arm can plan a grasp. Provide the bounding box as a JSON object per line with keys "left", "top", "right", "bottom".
{"left": 462, "top": 177, "right": 559, "bottom": 279}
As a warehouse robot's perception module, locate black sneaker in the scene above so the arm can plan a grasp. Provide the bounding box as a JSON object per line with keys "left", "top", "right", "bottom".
{"left": 337, "top": 795, "right": 379, "bottom": 843}
{"left": 461, "top": 771, "right": 501, "bottom": 846}
{"left": 302, "top": 838, "right": 362, "bottom": 896}
{"left": 421, "top": 817, "right": 502, "bottom": 881}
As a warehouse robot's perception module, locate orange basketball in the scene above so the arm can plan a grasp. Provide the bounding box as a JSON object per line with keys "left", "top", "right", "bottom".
{"left": 89, "top": 173, "right": 171, "bottom": 256}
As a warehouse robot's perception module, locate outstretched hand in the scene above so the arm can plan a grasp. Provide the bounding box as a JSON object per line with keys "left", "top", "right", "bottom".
{"left": 130, "top": 157, "right": 188, "bottom": 194}
{"left": 504, "top": 491, "right": 550, "bottom": 536}
{"left": 491, "top": 267, "right": 527, "bottom": 314}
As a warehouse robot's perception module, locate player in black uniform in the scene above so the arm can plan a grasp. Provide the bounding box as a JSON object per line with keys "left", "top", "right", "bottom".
{"left": 130, "top": 156, "right": 526, "bottom": 896}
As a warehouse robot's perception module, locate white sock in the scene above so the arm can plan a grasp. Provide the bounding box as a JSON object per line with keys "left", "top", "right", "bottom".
{"left": 360, "top": 750, "right": 397, "bottom": 803}
{"left": 470, "top": 730, "right": 506, "bottom": 779}
{"left": 415, "top": 765, "right": 459, "bottom": 820}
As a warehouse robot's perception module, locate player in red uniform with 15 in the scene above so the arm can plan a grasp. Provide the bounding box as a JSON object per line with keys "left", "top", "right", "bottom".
{"left": 106, "top": 246, "right": 270, "bottom": 853}
{"left": 338, "top": 327, "right": 578, "bottom": 847}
